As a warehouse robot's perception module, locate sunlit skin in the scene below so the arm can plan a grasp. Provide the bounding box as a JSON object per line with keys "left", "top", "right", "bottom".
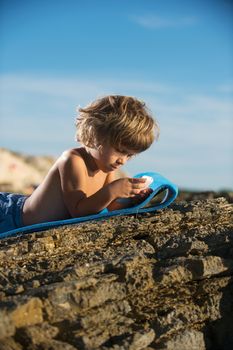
{"left": 22, "top": 145, "right": 152, "bottom": 225}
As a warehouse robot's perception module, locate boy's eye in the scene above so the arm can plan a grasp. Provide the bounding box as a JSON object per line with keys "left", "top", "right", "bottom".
{"left": 123, "top": 152, "right": 134, "bottom": 159}
{"left": 115, "top": 148, "right": 135, "bottom": 158}
{"left": 119, "top": 151, "right": 133, "bottom": 157}
{"left": 116, "top": 148, "right": 126, "bottom": 155}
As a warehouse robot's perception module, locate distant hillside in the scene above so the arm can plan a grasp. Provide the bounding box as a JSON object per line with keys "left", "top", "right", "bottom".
{"left": 0, "top": 148, "right": 55, "bottom": 194}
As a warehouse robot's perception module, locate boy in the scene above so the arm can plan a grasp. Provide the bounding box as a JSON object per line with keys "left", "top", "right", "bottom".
{"left": 0, "top": 95, "right": 159, "bottom": 233}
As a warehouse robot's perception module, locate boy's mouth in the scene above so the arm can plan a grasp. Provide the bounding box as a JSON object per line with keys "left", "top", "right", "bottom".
{"left": 111, "top": 164, "right": 120, "bottom": 170}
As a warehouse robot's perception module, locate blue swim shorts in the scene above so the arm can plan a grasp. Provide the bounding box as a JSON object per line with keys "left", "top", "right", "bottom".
{"left": 0, "top": 192, "right": 27, "bottom": 234}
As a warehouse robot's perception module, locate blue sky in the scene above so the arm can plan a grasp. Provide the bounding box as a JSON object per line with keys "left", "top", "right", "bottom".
{"left": 0, "top": 0, "right": 232, "bottom": 190}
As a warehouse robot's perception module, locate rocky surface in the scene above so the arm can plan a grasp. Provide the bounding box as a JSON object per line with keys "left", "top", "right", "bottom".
{"left": 0, "top": 196, "right": 233, "bottom": 350}
{"left": 177, "top": 190, "right": 233, "bottom": 204}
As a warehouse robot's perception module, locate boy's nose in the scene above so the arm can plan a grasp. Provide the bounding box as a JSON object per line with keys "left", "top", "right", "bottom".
{"left": 116, "top": 156, "right": 126, "bottom": 165}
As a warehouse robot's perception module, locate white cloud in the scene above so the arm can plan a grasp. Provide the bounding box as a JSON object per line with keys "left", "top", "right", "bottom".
{"left": 0, "top": 74, "right": 174, "bottom": 99}
{"left": 217, "top": 83, "right": 233, "bottom": 93}
{"left": 0, "top": 74, "right": 101, "bottom": 100}
{"left": 186, "top": 94, "right": 233, "bottom": 115}
{"left": 130, "top": 14, "right": 198, "bottom": 29}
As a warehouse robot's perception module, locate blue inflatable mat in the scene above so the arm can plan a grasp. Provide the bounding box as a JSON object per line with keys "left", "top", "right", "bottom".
{"left": 0, "top": 172, "right": 178, "bottom": 239}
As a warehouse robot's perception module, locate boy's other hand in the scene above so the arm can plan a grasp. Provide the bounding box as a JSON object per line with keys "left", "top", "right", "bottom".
{"left": 131, "top": 187, "right": 153, "bottom": 205}
{"left": 108, "top": 187, "right": 153, "bottom": 211}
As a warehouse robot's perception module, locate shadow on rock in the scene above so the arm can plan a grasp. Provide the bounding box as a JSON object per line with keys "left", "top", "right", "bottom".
{"left": 203, "top": 229, "right": 233, "bottom": 350}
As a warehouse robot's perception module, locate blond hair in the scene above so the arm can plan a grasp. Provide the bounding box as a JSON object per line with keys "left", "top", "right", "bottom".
{"left": 75, "top": 95, "right": 159, "bottom": 153}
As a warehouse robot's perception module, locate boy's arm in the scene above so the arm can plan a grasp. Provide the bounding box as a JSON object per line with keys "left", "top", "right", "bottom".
{"left": 58, "top": 152, "right": 147, "bottom": 217}
{"left": 104, "top": 171, "right": 127, "bottom": 211}
{"left": 58, "top": 153, "right": 116, "bottom": 217}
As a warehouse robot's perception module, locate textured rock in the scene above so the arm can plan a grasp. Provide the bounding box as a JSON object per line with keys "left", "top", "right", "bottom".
{"left": 0, "top": 197, "right": 232, "bottom": 350}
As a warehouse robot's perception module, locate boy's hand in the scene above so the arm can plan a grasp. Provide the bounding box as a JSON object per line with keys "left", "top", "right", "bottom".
{"left": 109, "top": 177, "right": 148, "bottom": 199}
{"left": 131, "top": 187, "right": 153, "bottom": 205}
{"left": 107, "top": 186, "right": 153, "bottom": 211}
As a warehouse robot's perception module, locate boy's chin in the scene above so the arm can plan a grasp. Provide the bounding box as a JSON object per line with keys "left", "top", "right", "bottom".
{"left": 99, "top": 163, "right": 120, "bottom": 173}
{"left": 99, "top": 165, "right": 113, "bottom": 173}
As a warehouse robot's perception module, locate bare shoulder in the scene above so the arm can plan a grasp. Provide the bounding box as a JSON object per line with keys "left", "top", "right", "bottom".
{"left": 58, "top": 148, "right": 84, "bottom": 162}
{"left": 57, "top": 148, "right": 87, "bottom": 192}
{"left": 57, "top": 148, "right": 86, "bottom": 170}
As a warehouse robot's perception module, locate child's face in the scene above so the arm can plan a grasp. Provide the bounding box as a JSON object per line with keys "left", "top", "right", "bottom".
{"left": 90, "top": 144, "right": 136, "bottom": 173}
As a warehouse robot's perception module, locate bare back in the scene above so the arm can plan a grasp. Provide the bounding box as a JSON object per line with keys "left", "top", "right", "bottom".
{"left": 22, "top": 148, "right": 108, "bottom": 225}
